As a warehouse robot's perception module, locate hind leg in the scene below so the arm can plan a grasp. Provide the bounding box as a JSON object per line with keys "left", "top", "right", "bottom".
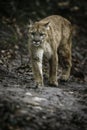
{"left": 59, "top": 37, "right": 72, "bottom": 81}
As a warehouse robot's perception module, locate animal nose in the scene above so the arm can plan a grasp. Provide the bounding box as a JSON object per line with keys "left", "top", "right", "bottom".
{"left": 33, "top": 40, "right": 40, "bottom": 44}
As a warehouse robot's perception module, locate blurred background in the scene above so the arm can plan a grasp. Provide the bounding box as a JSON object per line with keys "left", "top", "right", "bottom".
{"left": 0, "top": 0, "right": 87, "bottom": 82}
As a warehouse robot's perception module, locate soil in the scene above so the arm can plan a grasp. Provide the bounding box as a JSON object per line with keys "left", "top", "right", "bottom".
{"left": 0, "top": 0, "right": 87, "bottom": 130}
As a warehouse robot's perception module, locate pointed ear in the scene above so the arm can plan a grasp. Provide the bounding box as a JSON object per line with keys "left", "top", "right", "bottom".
{"left": 28, "top": 19, "right": 33, "bottom": 28}
{"left": 44, "top": 22, "right": 50, "bottom": 30}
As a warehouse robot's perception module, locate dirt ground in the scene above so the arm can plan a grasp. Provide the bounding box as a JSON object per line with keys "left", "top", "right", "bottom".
{"left": 0, "top": 0, "right": 87, "bottom": 130}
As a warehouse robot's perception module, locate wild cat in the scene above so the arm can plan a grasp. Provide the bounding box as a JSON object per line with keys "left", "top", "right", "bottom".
{"left": 28, "top": 15, "right": 72, "bottom": 88}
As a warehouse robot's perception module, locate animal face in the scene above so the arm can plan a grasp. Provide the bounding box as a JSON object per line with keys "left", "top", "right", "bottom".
{"left": 29, "top": 22, "right": 50, "bottom": 47}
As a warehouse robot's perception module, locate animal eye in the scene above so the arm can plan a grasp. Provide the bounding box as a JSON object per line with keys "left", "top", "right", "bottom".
{"left": 31, "top": 32, "right": 35, "bottom": 36}
{"left": 40, "top": 33, "right": 45, "bottom": 37}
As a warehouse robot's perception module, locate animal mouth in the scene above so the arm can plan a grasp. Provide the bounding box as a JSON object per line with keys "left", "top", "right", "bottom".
{"left": 32, "top": 41, "right": 41, "bottom": 46}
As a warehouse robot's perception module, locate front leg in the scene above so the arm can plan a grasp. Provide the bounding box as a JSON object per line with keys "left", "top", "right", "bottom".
{"left": 32, "top": 60, "right": 43, "bottom": 88}
{"left": 31, "top": 49, "right": 44, "bottom": 88}
{"left": 49, "top": 53, "right": 58, "bottom": 87}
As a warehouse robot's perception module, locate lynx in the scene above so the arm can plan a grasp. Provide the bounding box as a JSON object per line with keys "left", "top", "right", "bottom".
{"left": 28, "top": 15, "right": 72, "bottom": 88}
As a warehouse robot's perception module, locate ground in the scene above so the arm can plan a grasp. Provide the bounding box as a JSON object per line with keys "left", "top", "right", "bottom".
{"left": 0, "top": 0, "right": 87, "bottom": 130}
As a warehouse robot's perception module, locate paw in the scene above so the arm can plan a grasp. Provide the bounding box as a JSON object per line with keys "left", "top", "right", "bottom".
{"left": 35, "top": 82, "right": 44, "bottom": 88}
{"left": 49, "top": 80, "right": 58, "bottom": 87}
{"left": 60, "top": 74, "right": 69, "bottom": 81}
